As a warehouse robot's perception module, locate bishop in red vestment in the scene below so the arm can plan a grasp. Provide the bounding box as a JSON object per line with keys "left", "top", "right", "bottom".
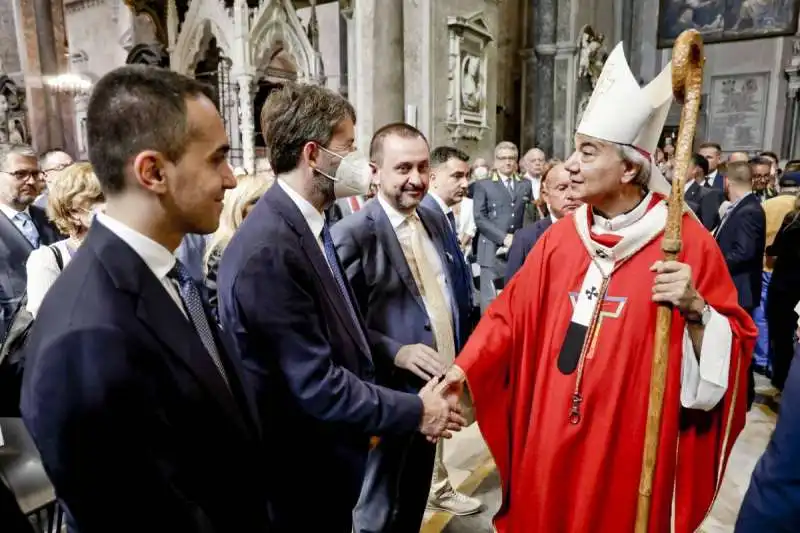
{"left": 440, "top": 43, "right": 757, "bottom": 533}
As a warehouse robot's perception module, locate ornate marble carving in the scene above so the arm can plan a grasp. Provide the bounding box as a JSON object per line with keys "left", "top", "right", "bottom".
{"left": 171, "top": 0, "right": 234, "bottom": 74}
{"left": 249, "top": 0, "right": 320, "bottom": 83}
{"left": 575, "top": 25, "right": 608, "bottom": 128}
{"left": 237, "top": 74, "right": 255, "bottom": 174}
{"left": 445, "top": 11, "right": 493, "bottom": 143}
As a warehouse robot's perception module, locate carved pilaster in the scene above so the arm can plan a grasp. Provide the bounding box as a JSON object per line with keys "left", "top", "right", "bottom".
{"left": 237, "top": 74, "right": 255, "bottom": 174}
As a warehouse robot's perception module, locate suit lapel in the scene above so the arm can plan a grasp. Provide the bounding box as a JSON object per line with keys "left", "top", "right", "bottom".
{"left": 0, "top": 210, "right": 33, "bottom": 252}
{"left": 267, "top": 186, "right": 371, "bottom": 361}
{"left": 369, "top": 202, "right": 426, "bottom": 314}
{"left": 29, "top": 206, "right": 59, "bottom": 245}
{"left": 88, "top": 223, "right": 252, "bottom": 436}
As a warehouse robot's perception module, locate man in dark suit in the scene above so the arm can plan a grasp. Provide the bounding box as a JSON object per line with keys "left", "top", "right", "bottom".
{"left": 217, "top": 85, "right": 463, "bottom": 533}
{"left": 34, "top": 149, "right": 73, "bottom": 209}
{"left": 505, "top": 161, "right": 581, "bottom": 282}
{"left": 20, "top": 66, "right": 270, "bottom": 533}
{"left": 0, "top": 144, "right": 61, "bottom": 339}
{"left": 473, "top": 141, "right": 532, "bottom": 311}
{"left": 713, "top": 161, "right": 766, "bottom": 408}
{"left": 699, "top": 141, "right": 726, "bottom": 192}
{"left": 684, "top": 153, "right": 725, "bottom": 231}
{"left": 333, "top": 138, "right": 479, "bottom": 531}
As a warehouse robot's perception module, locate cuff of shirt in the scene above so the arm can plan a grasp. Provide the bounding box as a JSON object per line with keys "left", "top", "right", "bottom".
{"left": 679, "top": 307, "right": 732, "bottom": 411}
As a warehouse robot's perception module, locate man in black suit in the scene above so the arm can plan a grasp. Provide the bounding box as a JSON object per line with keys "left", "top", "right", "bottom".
{"left": 473, "top": 142, "right": 533, "bottom": 311}
{"left": 713, "top": 161, "right": 766, "bottom": 408}
{"left": 0, "top": 144, "right": 61, "bottom": 339}
{"left": 684, "top": 153, "right": 725, "bottom": 230}
{"left": 21, "top": 66, "right": 270, "bottom": 533}
{"left": 217, "top": 85, "right": 463, "bottom": 533}
{"left": 333, "top": 137, "right": 479, "bottom": 531}
{"left": 699, "top": 141, "right": 726, "bottom": 192}
{"left": 505, "top": 161, "right": 581, "bottom": 282}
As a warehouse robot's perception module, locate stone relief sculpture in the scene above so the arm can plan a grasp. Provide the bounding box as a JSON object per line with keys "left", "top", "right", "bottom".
{"left": 0, "top": 95, "right": 9, "bottom": 142}
{"left": 575, "top": 25, "right": 609, "bottom": 128}
{"left": 445, "top": 12, "right": 493, "bottom": 143}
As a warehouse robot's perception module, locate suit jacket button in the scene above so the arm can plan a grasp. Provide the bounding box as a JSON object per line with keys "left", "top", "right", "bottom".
{"left": 424, "top": 323, "right": 432, "bottom": 331}
{"left": 511, "top": 202, "right": 515, "bottom": 207}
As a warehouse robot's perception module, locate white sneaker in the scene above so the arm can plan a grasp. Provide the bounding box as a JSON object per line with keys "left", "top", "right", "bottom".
{"left": 427, "top": 486, "right": 482, "bottom": 516}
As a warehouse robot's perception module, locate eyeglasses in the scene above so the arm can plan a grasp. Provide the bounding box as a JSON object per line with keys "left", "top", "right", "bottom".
{"left": 1, "top": 170, "right": 45, "bottom": 182}
{"left": 43, "top": 163, "right": 71, "bottom": 174}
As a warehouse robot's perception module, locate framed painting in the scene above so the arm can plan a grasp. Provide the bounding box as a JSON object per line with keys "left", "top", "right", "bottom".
{"left": 658, "top": 0, "right": 800, "bottom": 48}
{"left": 707, "top": 72, "right": 770, "bottom": 152}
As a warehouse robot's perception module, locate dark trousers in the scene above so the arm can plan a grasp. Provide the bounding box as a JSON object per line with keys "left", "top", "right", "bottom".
{"left": 352, "top": 432, "right": 436, "bottom": 533}
{"left": 767, "top": 293, "right": 800, "bottom": 391}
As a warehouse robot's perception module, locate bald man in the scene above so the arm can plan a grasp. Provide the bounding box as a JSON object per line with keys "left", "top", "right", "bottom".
{"left": 728, "top": 151, "right": 750, "bottom": 163}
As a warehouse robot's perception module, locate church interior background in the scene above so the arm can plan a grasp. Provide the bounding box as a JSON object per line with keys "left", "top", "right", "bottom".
{"left": 3, "top": 0, "right": 800, "bottom": 171}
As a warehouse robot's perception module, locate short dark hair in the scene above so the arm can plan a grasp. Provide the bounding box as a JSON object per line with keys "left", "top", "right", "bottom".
{"left": 260, "top": 83, "right": 356, "bottom": 175}
{"left": 430, "top": 146, "right": 469, "bottom": 168}
{"left": 87, "top": 65, "right": 214, "bottom": 195}
{"left": 369, "top": 123, "right": 428, "bottom": 166}
{"left": 698, "top": 142, "right": 722, "bottom": 153}
{"left": 749, "top": 156, "right": 772, "bottom": 167}
{"left": 691, "top": 153, "right": 709, "bottom": 175}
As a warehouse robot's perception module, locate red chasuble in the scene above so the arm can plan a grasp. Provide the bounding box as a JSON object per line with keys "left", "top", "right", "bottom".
{"left": 456, "top": 197, "right": 756, "bottom": 533}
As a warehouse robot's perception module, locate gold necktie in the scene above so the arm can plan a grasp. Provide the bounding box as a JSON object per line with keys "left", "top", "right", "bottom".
{"left": 405, "top": 215, "right": 456, "bottom": 365}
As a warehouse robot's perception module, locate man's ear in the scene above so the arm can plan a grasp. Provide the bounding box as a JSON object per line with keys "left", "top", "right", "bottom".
{"left": 304, "top": 142, "right": 321, "bottom": 170}
{"left": 132, "top": 151, "right": 168, "bottom": 193}
{"left": 620, "top": 160, "right": 641, "bottom": 185}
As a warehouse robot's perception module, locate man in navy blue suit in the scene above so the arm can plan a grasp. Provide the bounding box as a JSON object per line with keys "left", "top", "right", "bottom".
{"left": 736, "top": 337, "right": 800, "bottom": 532}
{"left": 333, "top": 136, "right": 480, "bottom": 532}
{"left": 505, "top": 161, "right": 581, "bottom": 282}
{"left": 714, "top": 161, "right": 766, "bottom": 408}
{"left": 217, "top": 85, "right": 464, "bottom": 533}
{"left": 20, "top": 66, "right": 270, "bottom": 533}
{"left": 699, "top": 141, "right": 726, "bottom": 192}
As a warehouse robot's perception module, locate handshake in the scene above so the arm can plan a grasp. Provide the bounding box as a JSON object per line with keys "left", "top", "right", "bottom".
{"left": 417, "top": 366, "right": 468, "bottom": 443}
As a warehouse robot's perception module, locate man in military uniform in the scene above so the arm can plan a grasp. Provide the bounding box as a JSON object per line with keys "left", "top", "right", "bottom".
{"left": 472, "top": 141, "right": 532, "bottom": 312}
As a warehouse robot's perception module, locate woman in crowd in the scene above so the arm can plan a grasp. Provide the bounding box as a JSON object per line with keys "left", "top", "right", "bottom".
{"left": 26, "top": 162, "right": 104, "bottom": 316}
{"left": 203, "top": 174, "right": 270, "bottom": 318}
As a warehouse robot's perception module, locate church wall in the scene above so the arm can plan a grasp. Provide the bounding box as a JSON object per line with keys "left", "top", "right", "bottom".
{"left": 64, "top": 0, "right": 130, "bottom": 79}
{"left": 493, "top": 0, "right": 523, "bottom": 153}
{"left": 296, "top": 2, "right": 341, "bottom": 93}
{"left": 427, "top": 0, "right": 500, "bottom": 159}
{"left": 1, "top": 0, "right": 25, "bottom": 85}
{"left": 660, "top": 37, "right": 790, "bottom": 155}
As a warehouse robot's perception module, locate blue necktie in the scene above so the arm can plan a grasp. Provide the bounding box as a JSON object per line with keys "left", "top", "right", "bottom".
{"left": 168, "top": 260, "right": 229, "bottom": 386}
{"left": 446, "top": 211, "right": 457, "bottom": 235}
{"left": 15, "top": 212, "right": 39, "bottom": 247}
{"left": 321, "top": 223, "right": 362, "bottom": 329}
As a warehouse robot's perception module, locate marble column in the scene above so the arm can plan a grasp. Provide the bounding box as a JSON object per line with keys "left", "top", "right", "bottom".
{"left": 783, "top": 56, "right": 800, "bottom": 159}
{"left": 520, "top": 0, "right": 537, "bottom": 151}
{"left": 353, "top": 0, "right": 404, "bottom": 153}
{"left": 533, "top": 0, "right": 557, "bottom": 155}
{"left": 238, "top": 74, "right": 256, "bottom": 174}
{"left": 17, "top": 0, "right": 75, "bottom": 153}
{"left": 338, "top": 7, "right": 349, "bottom": 98}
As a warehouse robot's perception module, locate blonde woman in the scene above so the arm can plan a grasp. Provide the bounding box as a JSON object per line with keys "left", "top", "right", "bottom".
{"left": 25, "top": 162, "right": 104, "bottom": 316}
{"left": 204, "top": 174, "right": 270, "bottom": 317}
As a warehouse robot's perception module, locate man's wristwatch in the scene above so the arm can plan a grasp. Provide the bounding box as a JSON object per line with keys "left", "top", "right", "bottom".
{"left": 684, "top": 301, "right": 711, "bottom": 326}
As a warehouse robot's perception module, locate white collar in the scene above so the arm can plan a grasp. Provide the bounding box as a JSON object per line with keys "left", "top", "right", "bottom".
{"left": 684, "top": 180, "right": 695, "bottom": 193}
{"left": 592, "top": 192, "right": 652, "bottom": 232}
{"left": 526, "top": 173, "right": 541, "bottom": 182}
{"left": 0, "top": 203, "right": 30, "bottom": 220}
{"left": 498, "top": 172, "right": 512, "bottom": 183}
{"left": 96, "top": 213, "right": 176, "bottom": 280}
{"left": 377, "top": 193, "right": 414, "bottom": 230}
{"left": 277, "top": 178, "right": 326, "bottom": 239}
{"left": 427, "top": 192, "right": 452, "bottom": 215}
{"left": 550, "top": 213, "right": 558, "bottom": 223}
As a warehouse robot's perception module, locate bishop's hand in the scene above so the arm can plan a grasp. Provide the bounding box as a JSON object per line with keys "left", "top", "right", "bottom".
{"left": 650, "top": 260, "right": 704, "bottom": 316}
{"left": 418, "top": 377, "right": 467, "bottom": 443}
{"left": 395, "top": 344, "right": 447, "bottom": 381}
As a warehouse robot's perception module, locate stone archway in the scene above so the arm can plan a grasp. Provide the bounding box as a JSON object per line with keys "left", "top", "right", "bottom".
{"left": 170, "top": 0, "right": 233, "bottom": 75}
{"left": 253, "top": 46, "right": 298, "bottom": 150}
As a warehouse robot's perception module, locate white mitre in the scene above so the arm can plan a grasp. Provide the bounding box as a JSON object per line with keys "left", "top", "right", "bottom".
{"left": 576, "top": 42, "right": 674, "bottom": 196}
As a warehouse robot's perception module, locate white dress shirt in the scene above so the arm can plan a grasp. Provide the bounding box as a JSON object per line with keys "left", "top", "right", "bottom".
{"left": 277, "top": 179, "right": 327, "bottom": 259}
{"left": 25, "top": 239, "right": 74, "bottom": 316}
{"left": 0, "top": 203, "right": 38, "bottom": 245}
{"left": 96, "top": 213, "right": 187, "bottom": 319}
{"left": 591, "top": 198, "right": 733, "bottom": 411}
{"left": 705, "top": 169, "right": 719, "bottom": 188}
{"left": 526, "top": 173, "right": 541, "bottom": 201}
{"left": 377, "top": 195, "right": 453, "bottom": 319}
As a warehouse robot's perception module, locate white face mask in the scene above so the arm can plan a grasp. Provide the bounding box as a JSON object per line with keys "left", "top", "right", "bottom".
{"left": 315, "top": 146, "right": 373, "bottom": 199}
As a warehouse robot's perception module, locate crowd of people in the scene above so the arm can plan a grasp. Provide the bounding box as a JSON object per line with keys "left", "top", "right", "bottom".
{"left": 0, "top": 42, "right": 798, "bottom": 533}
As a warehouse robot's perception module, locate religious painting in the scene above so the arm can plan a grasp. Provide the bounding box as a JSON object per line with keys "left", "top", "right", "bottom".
{"left": 658, "top": 0, "right": 799, "bottom": 47}
{"left": 707, "top": 72, "right": 769, "bottom": 151}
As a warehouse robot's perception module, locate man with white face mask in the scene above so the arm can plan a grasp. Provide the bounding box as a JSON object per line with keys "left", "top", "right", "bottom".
{"left": 217, "top": 86, "right": 465, "bottom": 533}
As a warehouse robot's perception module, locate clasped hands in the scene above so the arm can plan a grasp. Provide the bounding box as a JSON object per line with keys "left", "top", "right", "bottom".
{"left": 395, "top": 344, "right": 468, "bottom": 443}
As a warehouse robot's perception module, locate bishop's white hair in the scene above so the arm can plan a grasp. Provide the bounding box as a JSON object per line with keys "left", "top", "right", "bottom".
{"left": 614, "top": 143, "right": 652, "bottom": 189}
